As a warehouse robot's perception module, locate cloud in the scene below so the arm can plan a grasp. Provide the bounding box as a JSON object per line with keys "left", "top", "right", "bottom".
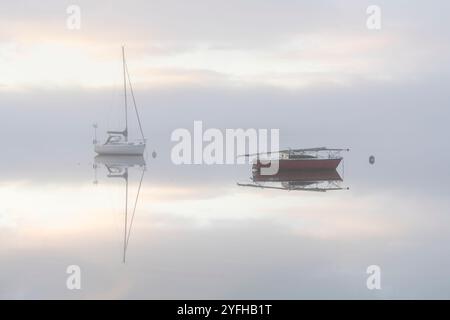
{"left": 1, "top": 1, "right": 450, "bottom": 299}
{"left": 2, "top": 1, "right": 450, "bottom": 89}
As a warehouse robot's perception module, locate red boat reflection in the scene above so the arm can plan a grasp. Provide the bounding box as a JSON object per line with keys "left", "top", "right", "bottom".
{"left": 238, "top": 147, "right": 349, "bottom": 192}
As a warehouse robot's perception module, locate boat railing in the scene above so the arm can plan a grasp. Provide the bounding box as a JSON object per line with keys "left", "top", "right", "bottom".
{"left": 286, "top": 150, "right": 344, "bottom": 160}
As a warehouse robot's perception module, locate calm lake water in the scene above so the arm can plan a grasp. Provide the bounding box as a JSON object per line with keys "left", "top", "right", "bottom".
{"left": 1, "top": 84, "right": 450, "bottom": 299}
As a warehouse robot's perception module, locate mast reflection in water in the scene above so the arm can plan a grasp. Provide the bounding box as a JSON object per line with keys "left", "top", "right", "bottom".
{"left": 94, "top": 155, "right": 146, "bottom": 263}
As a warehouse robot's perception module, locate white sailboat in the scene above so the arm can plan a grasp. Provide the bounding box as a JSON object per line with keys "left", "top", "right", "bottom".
{"left": 94, "top": 46, "right": 146, "bottom": 155}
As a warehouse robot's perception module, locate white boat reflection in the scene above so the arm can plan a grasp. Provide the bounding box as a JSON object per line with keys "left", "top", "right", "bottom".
{"left": 94, "top": 155, "right": 146, "bottom": 263}
{"left": 95, "top": 155, "right": 146, "bottom": 168}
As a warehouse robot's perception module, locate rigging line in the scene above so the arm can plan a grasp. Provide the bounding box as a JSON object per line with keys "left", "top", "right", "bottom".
{"left": 124, "top": 60, "right": 146, "bottom": 141}
{"left": 125, "top": 167, "right": 145, "bottom": 250}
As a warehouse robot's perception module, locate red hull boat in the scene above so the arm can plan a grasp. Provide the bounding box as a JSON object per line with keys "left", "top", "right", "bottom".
{"left": 238, "top": 147, "right": 348, "bottom": 192}
{"left": 254, "top": 158, "right": 341, "bottom": 170}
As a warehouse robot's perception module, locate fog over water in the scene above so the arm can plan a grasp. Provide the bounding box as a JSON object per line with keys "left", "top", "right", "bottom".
{"left": 1, "top": 1, "right": 450, "bottom": 299}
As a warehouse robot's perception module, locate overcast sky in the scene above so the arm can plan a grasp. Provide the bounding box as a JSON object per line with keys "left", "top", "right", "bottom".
{"left": 1, "top": 1, "right": 450, "bottom": 89}
{"left": 1, "top": 0, "right": 449, "bottom": 203}
{"left": 1, "top": 1, "right": 450, "bottom": 299}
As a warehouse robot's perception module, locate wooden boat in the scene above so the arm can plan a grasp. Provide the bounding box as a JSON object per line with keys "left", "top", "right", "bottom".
{"left": 249, "top": 147, "right": 348, "bottom": 170}
{"left": 238, "top": 147, "right": 349, "bottom": 192}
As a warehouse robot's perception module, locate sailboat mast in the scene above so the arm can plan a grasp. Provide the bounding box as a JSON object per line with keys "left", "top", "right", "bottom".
{"left": 122, "top": 46, "right": 128, "bottom": 142}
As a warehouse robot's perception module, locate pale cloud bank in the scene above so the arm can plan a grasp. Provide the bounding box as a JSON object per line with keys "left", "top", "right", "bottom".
{"left": 1, "top": 1, "right": 450, "bottom": 89}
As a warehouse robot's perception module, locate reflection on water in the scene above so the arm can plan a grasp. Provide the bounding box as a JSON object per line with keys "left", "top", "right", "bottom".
{"left": 238, "top": 148, "right": 349, "bottom": 192}
{"left": 94, "top": 155, "right": 146, "bottom": 263}
{"left": 238, "top": 168, "right": 346, "bottom": 192}
{"left": 1, "top": 138, "right": 450, "bottom": 299}
{"left": 1, "top": 107, "right": 450, "bottom": 299}
{"left": 2, "top": 145, "right": 450, "bottom": 299}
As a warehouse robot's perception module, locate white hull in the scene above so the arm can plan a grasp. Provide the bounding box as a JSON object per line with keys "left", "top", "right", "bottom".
{"left": 95, "top": 142, "right": 145, "bottom": 155}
